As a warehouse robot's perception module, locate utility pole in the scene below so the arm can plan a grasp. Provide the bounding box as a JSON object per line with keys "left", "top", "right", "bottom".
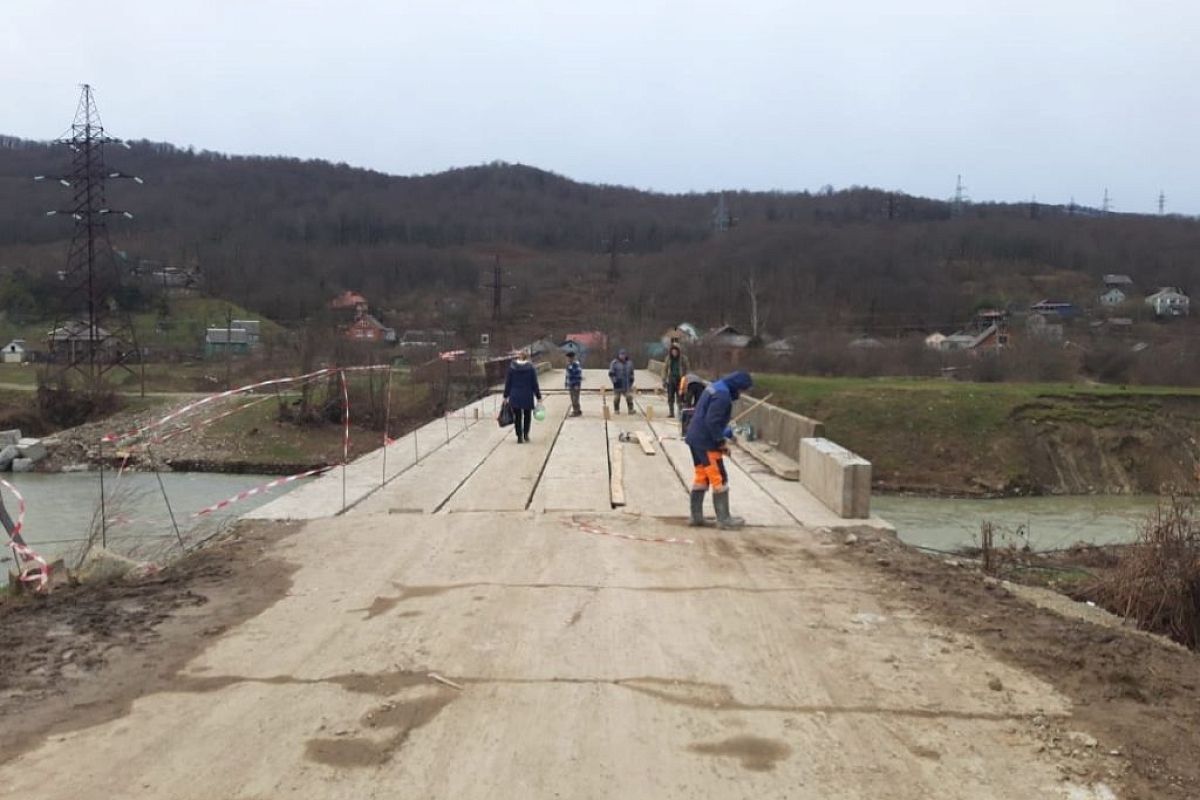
{"left": 606, "top": 227, "right": 623, "bottom": 283}
{"left": 36, "top": 84, "right": 142, "bottom": 388}
{"left": 480, "top": 254, "right": 514, "bottom": 322}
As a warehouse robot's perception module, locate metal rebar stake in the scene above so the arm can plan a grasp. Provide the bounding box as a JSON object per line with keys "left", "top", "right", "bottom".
{"left": 145, "top": 444, "right": 184, "bottom": 549}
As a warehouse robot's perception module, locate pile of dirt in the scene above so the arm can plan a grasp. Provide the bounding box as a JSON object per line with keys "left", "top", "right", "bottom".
{"left": 836, "top": 527, "right": 1200, "bottom": 799}
{"left": 0, "top": 520, "right": 298, "bottom": 763}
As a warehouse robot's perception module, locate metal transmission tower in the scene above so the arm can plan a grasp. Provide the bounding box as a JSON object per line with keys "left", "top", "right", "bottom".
{"left": 951, "top": 174, "right": 969, "bottom": 216}
{"left": 480, "top": 255, "right": 515, "bottom": 321}
{"left": 36, "top": 85, "right": 142, "bottom": 385}
{"left": 1102, "top": 188, "right": 1112, "bottom": 214}
{"left": 1158, "top": 190, "right": 1166, "bottom": 215}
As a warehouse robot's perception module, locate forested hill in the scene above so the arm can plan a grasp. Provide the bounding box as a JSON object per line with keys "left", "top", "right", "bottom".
{"left": 2, "top": 133, "right": 1199, "bottom": 334}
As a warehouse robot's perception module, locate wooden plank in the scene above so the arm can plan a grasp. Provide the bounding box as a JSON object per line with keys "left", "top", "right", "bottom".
{"left": 634, "top": 431, "right": 656, "bottom": 456}
{"left": 609, "top": 438, "right": 626, "bottom": 507}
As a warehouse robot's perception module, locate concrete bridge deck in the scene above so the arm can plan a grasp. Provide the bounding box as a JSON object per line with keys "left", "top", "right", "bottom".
{"left": 0, "top": 370, "right": 1100, "bottom": 799}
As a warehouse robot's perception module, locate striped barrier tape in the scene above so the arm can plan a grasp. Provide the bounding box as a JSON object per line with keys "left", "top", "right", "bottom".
{"left": 192, "top": 467, "right": 330, "bottom": 517}
{"left": 157, "top": 393, "right": 276, "bottom": 443}
{"left": 0, "top": 479, "right": 51, "bottom": 590}
{"left": 102, "top": 364, "right": 393, "bottom": 444}
{"left": 566, "top": 515, "right": 693, "bottom": 546}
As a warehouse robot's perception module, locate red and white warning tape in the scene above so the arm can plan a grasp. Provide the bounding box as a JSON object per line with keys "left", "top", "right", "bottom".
{"left": 566, "top": 516, "right": 693, "bottom": 546}
{"left": 103, "top": 364, "right": 392, "bottom": 445}
{"left": 157, "top": 394, "right": 276, "bottom": 443}
{"left": 1, "top": 479, "right": 51, "bottom": 590}
{"left": 192, "top": 467, "right": 330, "bottom": 517}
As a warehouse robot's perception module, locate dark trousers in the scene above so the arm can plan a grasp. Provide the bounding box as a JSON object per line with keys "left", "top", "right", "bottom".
{"left": 613, "top": 389, "right": 633, "bottom": 411}
{"left": 568, "top": 385, "right": 582, "bottom": 414}
{"left": 666, "top": 383, "right": 681, "bottom": 416}
{"left": 514, "top": 408, "right": 532, "bottom": 440}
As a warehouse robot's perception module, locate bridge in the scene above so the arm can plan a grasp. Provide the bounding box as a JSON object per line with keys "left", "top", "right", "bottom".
{"left": 0, "top": 369, "right": 1095, "bottom": 799}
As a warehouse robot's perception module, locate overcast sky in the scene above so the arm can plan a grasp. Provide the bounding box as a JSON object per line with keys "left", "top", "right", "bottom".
{"left": 3, "top": 1, "right": 1197, "bottom": 213}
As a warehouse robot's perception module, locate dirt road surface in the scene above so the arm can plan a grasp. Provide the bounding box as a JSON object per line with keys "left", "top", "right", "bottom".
{"left": 0, "top": 375, "right": 1165, "bottom": 798}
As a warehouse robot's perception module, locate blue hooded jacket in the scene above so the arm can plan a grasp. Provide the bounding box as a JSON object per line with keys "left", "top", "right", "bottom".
{"left": 503, "top": 360, "right": 542, "bottom": 410}
{"left": 685, "top": 371, "right": 753, "bottom": 451}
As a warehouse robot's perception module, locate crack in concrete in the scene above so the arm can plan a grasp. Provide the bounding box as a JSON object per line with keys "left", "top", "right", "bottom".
{"left": 170, "top": 668, "right": 1055, "bottom": 724}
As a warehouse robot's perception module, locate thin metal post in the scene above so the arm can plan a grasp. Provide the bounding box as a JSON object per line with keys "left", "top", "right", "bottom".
{"left": 145, "top": 445, "right": 184, "bottom": 549}
{"left": 340, "top": 370, "right": 349, "bottom": 513}
{"left": 382, "top": 367, "right": 393, "bottom": 486}
{"left": 98, "top": 438, "right": 107, "bottom": 548}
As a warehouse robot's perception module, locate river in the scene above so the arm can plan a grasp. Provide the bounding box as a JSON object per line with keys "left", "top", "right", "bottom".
{"left": 873, "top": 493, "right": 1162, "bottom": 553}
{"left": 1, "top": 471, "right": 304, "bottom": 585}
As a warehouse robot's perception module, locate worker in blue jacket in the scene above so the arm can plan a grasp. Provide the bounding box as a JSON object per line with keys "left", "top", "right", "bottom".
{"left": 684, "top": 370, "right": 753, "bottom": 529}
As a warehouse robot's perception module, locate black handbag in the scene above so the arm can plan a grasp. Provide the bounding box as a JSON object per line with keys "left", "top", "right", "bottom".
{"left": 497, "top": 399, "right": 515, "bottom": 427}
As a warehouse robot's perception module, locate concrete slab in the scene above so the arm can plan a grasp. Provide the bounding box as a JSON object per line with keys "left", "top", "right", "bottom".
{"left": 607, "top": 412, "right": 689, "bottom": 518}
{"left": 350, "top": 418, "right": 512, "bottom": 515}
{"left": 245, "top": 395, "right": 498, "bottom": 520}
{"left": 443, "top": 395, "right": 570, "bottom": 512}
{"left": 530, "top": 415, "right": 611, "bottom": 513}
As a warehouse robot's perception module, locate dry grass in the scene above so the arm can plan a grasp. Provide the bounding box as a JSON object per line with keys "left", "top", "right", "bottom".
{"left": 1093, "top": 493, "right": 1200, "bottom": 650}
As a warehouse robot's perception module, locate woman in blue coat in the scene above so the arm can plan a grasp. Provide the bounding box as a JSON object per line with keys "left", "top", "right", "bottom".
{"left": 503, "top": 352, "right": 542, "bottom": 443}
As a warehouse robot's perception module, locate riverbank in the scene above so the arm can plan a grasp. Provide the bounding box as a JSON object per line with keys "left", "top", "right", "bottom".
{"left": 19, "top": 376, "right": 435, "bottom": 476}
{"left": 757, "top": 374, "right": 1200, "bottom": 497}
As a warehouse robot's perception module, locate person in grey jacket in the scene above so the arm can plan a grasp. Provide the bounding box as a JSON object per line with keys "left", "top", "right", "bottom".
{"left": 608, "top": 349, "right": 635, "bottom": 414}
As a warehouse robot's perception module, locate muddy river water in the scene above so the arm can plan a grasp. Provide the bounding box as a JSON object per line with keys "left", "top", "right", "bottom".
{"left": 3, "top": 471, "right": 1164, "bottom": 584}
{"left": 873, "top": 493, "right": 1162, "bottom": 553}
{"left": 1, "top": 471, "right": 303, "bottom": 584}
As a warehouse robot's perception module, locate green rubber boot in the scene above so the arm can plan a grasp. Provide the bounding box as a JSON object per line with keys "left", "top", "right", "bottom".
{"left": 689, "top": 490, "right": 708, "bottom": 526}
{"left": 713, "top": 491, "right": 745, "bottom": 530}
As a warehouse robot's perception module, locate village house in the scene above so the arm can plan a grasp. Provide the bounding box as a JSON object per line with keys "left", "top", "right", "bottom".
{"left": 2, "top": 339, "right": 28, "bottom": 364}
{"left": 47, "top": 321, "right": 119, "bottom": 363}
{"left": 329, "top": 290, "right": 369, "bottom": 315}
{"left": 346, "top": 313, "right": 395, "bottom": 343}
{"left": 1029, "top": 300, "right": 1079, "bottom": 319}
{"left": 1145, "top": 287, "right": 1190, "bottom": 318}
{"left": 561, "top": 331, "right": 607, "bottom": 359}
{"left": 1100, "top": 287, "right": 1127, "bottom": 306}
{"left": 205, "top": 327, "right": 251, "bottom": 357}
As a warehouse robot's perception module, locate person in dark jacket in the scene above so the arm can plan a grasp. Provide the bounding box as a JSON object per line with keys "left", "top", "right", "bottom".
{"left": 684, "top": 371, "right": 753, "bottom": 529}
{"left": 678, "top": 373, "right": 707, "bottom": 435}
{"left": 503, "top": 352, "right": 542, "bottom": 443}
{"left": 658, "top": 343, "right": 690, "bottom": 418}
{"left": 564, "top": 351, "right": 583, "bottom": 416}
{"left": 608, "top": 349, "right": 635, "bottom": 414}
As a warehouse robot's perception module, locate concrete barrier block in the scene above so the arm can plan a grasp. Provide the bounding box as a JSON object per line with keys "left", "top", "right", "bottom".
{"left": 799, "top": 438, "right": 871, "bottom": 519}
{"left": 11, "top": 458, "right": 34, "bottom": 473}
{"left": 0, "top": 429, "right": 21, "bottom": 448}
{"left": 0, "top": 445, "right": 18, "bottom": 470}
{"left": 16, "top": 438, "right": 46, "bottom": 462}
{"left": 734, "top": 395, "right": 823, "bottom": 461}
